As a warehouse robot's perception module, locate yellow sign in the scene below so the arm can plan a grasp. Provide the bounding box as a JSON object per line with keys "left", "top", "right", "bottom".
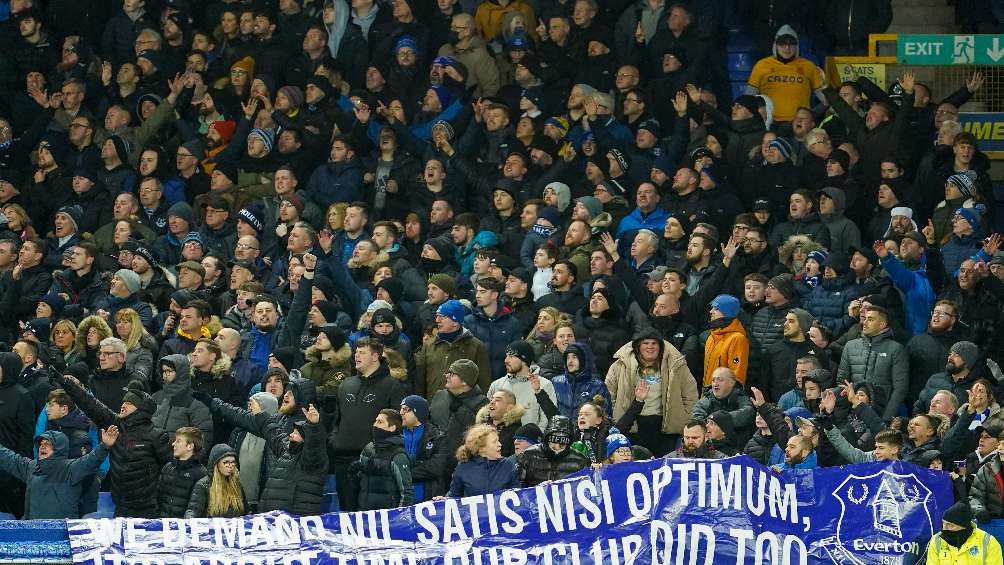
{"left": 833, "top": 63, "right": 887, "bottom": 89}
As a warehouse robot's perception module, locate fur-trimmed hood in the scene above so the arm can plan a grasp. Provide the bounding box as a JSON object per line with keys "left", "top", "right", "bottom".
{"left": 778, "top": 235, "right": 824, "bottom": 269}
{"left": 73, "top": 316, "right": 112, "bottom": 352}
{"left": 475, "top": 401, "right": 526, "bottom": 427}
{"left": 347, "top": 249, "right": 390, "bottom": 270}
{"left": 304, "top": 343, "right": 351, "bottom": 366}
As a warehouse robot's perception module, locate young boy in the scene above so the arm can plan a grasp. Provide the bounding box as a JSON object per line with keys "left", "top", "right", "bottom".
{"left": 352, "top": 409, "right": 414, "bottom": 510}
{"left": 157, "top": 426, "right": 208, "bottom": 517}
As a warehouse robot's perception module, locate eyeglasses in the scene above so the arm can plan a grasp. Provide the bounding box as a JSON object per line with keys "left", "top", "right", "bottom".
{"left": 236, "top": 243, "right": 258, "bottom": 250}
{"left": 98, "top": 351, "right": 119, "bottom": 357}
{"left": 742, "top": 238, "right": 764, "bottom": 244}
{"left": 931, "top": 311, "right": 955, "bottom": 319}
{"left": 177, "top": 152, "right": 195, "bottom": 159}
{"left": 230, "top": 69, "right": 248, "bottom": 76}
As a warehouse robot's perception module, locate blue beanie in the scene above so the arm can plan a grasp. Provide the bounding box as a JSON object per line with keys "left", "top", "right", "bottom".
{"left": 249, "top": 128, "right": 275, "bottom": 153}
{"left": 430, "top": 85, "right": 455, "bottom": 109}
{"left": 768, "top": 138, "right": 793, "bottom": 161}
{"left": 605, "top": 430, "right": 632, "bottom": 459}
{"left": 710, "top": 294, "right": 741, "bottom": 319}
{"left": 401, "top": 395, "right": 430, "bottom": 423}
{"left": 954, "top": 206, "right": 981, "bottom": 233}
{"left": 436, "top": 299, "right": 466, "bottom": 325}
{"left": 395, "top": 35, "right": 419, "bottom": 56}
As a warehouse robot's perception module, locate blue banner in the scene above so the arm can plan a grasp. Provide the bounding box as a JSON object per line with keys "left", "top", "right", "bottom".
{"left": 66, "top": 456, "right": 952, "bottom": 564}
{"left": 960, "top": 112, "right": 1004, "bottom": 153}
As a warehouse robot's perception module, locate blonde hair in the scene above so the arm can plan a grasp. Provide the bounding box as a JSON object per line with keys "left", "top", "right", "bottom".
{"left": 114, "top": 308, "right": 147, "bottom": 350}
{"left": 526, "top": 307, "right": 568, "bottom": 339}
{"left": 326, "top": 202, "right": 349, "bottom": 231}
{"left": 50, "top": 320, "right": 77, "bottom": 351}
{"left": 206, "top": 457, "right": 245, "bottom": 517}
{"left": 455, "top": 424, "right": 498, "bottom": 463}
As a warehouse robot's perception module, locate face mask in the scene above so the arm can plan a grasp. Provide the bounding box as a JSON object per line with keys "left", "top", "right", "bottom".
{"left": 372, "top": 425, "right": 396, "bottom": 444}
{"left": 940, "top": 526, "right": 972, "bottom": 548}
{"left": 422, "top": 257, "right": 444, "bottom": 271}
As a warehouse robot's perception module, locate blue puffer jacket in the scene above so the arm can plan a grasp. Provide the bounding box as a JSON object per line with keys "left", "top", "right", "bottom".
{"left": 457, "top": 230, "right": 501, "bottom": 277}
{"left": 550, "top": 343, "right": 613, "bottom": 420}
{"left": 465, "top": 303, "right": 521, "bottom": 381}
{"left": 801, "top": 275, "right": 854, "bottom": 333}
{"left": 447, "top": 455, "right": 520, "bottom": 498}
{"left": 879, "top": 254, "right": 935, "bottom": 337}
{"left": 940, "top": 232, "right": 982, "bottom": 276}
{"left": 304, "top": 159, "right": 363, "bottom": 208}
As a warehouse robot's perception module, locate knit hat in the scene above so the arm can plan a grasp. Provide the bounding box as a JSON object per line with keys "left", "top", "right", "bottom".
{"left": 890, "top": 206, "right": 913, "bottom": 219}
{"left": 230, "top": 56, "right": 255, "bottom": 77}
{"left": 436, "top": 299, "right": 465, "bottom": 324}
{"left": 947, "top": 170, "right": 978, "bottom": 198}
{"left": 167, "top": 201, "right": 195, "bottom": 225}
{"left": 637, "top": 118, "right": 661, "bottom": 137}
{"left": 605, "top": 431, "right": 632, "bottom": 459}
{"left": 505, "top": 340, "right": 535, "bottom": 365}
{"left": 181, "top": 139, "right": 205, "bottom": 161}
{"left": 537, "top": 206, "right": 560, "bottom": 227}
{"left": 826, "top": 149, "right": 850, "bottom": 172}
{"left": 733, "top": 95, "right": 760, "bottom": 117}
{"left": 430, "top": 85, "right": 455, "bottom": 109}
{"left": 318, "top": 324, "right": 346, "bottom": 350}
{"left": 545, "top": 116, "right": 570, "bottom": 138}
{"left": 447, "top": 358, "right": 479, "bottom": 388}
{"left": 374, "top": 277, "right": 404, "bottom": 304}
{"left": 752, "top": 197, "right": 772, "bottom": 212}
{"left": 237, "top": 206, "right": 263, "bottom": 235}
{"left": 251, "top": 391, "right": 278, "bottom": 414}
{"left": 137, "top": 50, "right": 164, "bottom": 70}
{"left": 270, "top": 346, "right": 298, "bottom": 373}
{"left": 182, "top": 231, "right": 204, "bottom": 249}
{"left": 395, "top": 35, "right": 419, "bottom": 55}
{"left": 508, "top": 267, "right": 532, "bottom": 285}
{"left": 211, "top": 120, "right": 237, "bottom": 143}
{"left": 950, "top": 341, "right": 979, "bottom": 369}
{"left": 311, "top": 301, "right": 339, "bottom": 325}
{"left": 954, "top": 207, "right": 981, "bottom": 233}
{"left": 366, "top": 299, "right": 394, "bottom": 314}
{"left": 370, "top": 308, "right": 397, "bottom": 328}
{"left": 170, "top": 289, "right": 196, "bottom": 309}
{"left": 544, "top": 182, "right": 571, "bottom": 212}
{"left": 710, "top": 294, "right": 740, "bottom": 319}
{"left": 214, "top": 162, "right": 239, "bottom": 185}
{"left": 278, "top": 86, "right": 305, "bottom": 108}
{"left": 305, "top": 74, "right": 335, "bottom": 100}
{"left": 114, "top": 269, "right": 142, "bottom": 294}
{"left": 432, "top": 120, "right": 455, "bottom": 140}
{"left": 281, "top": 194, "right": 305, "bottom": 214}
{"left": 249, "top": 128, "right": 275, "bottom": 153}
{"left": 22, "top": 317, "right": 51, "bottom": 340}
{"left": 56, "top": 205, "right": 83, "bottom": 231}
{"left": 789, "top": 308, "right": 815, "bottom": 334}
{"left": 768, "top": 138, "right": 793, "bottom": 161}
{"left": 586, "top": 155, "right": 610, "bottom": 177}
{"left": 941, "top": 502, "right": 973, "bottom": 528}
{"left": 646, "top": 266, "right": 669, "bottom": 282}
{"left": 513, "top": 423, "right": 542, "bottom": 444}
{"left": 428, "top": 273, "right": 458, "bottom": 297}
{"left": 767, "top": 274, "right": 796, "bottom": 300}
{"left": 707, "top": 410, "right": 735, "bottom": 439}
{"left": 823, "top": 253, "right": 849, "bottom": 276}
{"left": 806, "top": 250, "right": 829, "bottom": 265}
{"left": 401, "top": 395, "right": 430, "bottom": 423}
{"left": 576, "top": 196, "right": 603, "bottom": 218}
{"left": 40, "top": 293, "right": 66, "bottom": 316}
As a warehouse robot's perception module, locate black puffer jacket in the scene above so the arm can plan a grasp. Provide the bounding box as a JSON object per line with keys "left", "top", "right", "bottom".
{"left": 185, "top": 444, "right": 248, "bottom": 518}
{"left": 429, "top": 386, "right": 488, "bottom": 481}
{"left": 0, "top": 353, "right": 34, "bottom": 459}
{"left": 353, "top": 432, "right": 414, "bottom": 511}
{"left": 329, "top": 362, "right": 409, "bottom": 454}
{"left": 258, "top": 420, "right": 329, "bottom": 516}
{"left": 62, "top": 378, "right": 170, "bottom": 517}
{"left": 749, "top": 302, "right": 796, "bottom": 352}
{"left": 157, "top": 456, "right": 208, "bottom": 518}
{"left": 517, "top": 416, "right": 590, "bottom": 487}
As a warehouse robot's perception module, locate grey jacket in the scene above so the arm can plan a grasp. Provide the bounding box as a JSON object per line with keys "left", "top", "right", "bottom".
{"left": 836, "top": 328, "right": 909, "bottom": 420}
{"left": 151, "top": 354, "right": 214, "bottom": 444}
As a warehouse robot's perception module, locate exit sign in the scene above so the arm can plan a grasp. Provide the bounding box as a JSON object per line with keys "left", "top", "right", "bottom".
{"left": 898, "top": 34, "right": 1004, "bottom": 65}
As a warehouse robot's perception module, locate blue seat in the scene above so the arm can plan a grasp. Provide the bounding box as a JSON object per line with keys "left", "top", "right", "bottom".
{"left": 97, "top": 491, "right": 114, "bottom": 514}
{"left": 728, "top": 52, "right": 754, "bottom": 72}
{"left": 727, "top": 32, "right": 755, "bottom": 54}
{"left": 730, "top": 82, "right": 748, "bottom": 100}
{"left": 729, "top": 70, "right": 751, "bottom": 82}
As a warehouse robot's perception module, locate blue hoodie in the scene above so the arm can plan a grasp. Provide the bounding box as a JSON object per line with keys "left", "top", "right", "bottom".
{"left": 550, "top": 343, "right": 613, "bottom": 419}
{"left": 879, "top": 253, "right": 935, "bottom": 337}
{"left": 456, "top": 230, "right": 501, "bottom": 277}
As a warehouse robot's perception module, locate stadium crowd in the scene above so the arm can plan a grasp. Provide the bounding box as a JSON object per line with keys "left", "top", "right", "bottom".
{"left": 0, "top": 0, "right": 1002, "bottom": 560}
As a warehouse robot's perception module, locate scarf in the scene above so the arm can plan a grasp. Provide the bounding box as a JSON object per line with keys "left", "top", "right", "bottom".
{"left": 238, "top": 433, "right": 267, "bottom": 504}
{"left": 940, "top": 526, "right": 973, "bottom": 549}
{"left": 177, "top": 326, "right": 211, "bottom": 341}
{"left": 437, "top": 328, "right": 462, "bottom": 343}
{"left": 532, "top": 223, "right": 557, "bottom": 238}
{"left": 352, "top": 4, "right": 379, "bottom": 39}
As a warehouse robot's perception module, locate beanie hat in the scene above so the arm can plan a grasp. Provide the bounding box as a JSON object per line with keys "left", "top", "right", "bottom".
{"left": 249, "top": 128, "right": 275, "bottom": 153}
{"left": 587, "top": 155, "right": 610, "bottom": 177}
{"left": 789, "top": 308, "right": 815, "bottom": 334}
{"left": 369, "top": 308, "right": 397, "bottom": 328}
{"left": 710, "top": 294, "right": 740, "bottom": 319}
{"left": 72, "top": 168, "right": 97, "bottom": 183}
{"left": 237, "top": 206, "right": 264, "bottom": 235}
{"left": 545, "top": 116, "right": 570, "bottom": 138}
{"left": 181, "top": 139, "right": 205, "bottom": 161}
{"left": 890, "top": 206, "right": 913, "bottom": 219}
{"left": 430, "top": 85, "right": 455, "bottom": 109}
{"left": 305, "top": 74, "right": 335, "bottom": 100}
{"left": 395, "top": 35, "right": 419, "bottom": 55}
{"left": 823, "top": 252, "right": 849, "bottom": 276}
{"left": 733, "top": 95, "right": 760, "bottom": 118}
{"left": 314, "top": 301, "right": 341, "bottom": 324}
{"left": 270, "top": 346, "right": 298, "bottom": 372}
{"left": 278, "top": 86, "right": 305, "bottom": 108}
{"left": 22, "top": 317, "right": 51, "bottom": 341}
{"left": 607, "top": 148, "right": 631, "bottom": 173}
{"left": 707, "top": 410, "right": 735, "bottom": 438}
{"left": 230, "top": 56, "right": 255, "bottom": 77}
{"left": 752, "top": 197, "right": 772, "bottom": 212}
{"left": 806, "top": 250, "right": 829, "bottom": 265}
{"left": 170, "top": 289, "right": 196, "bottom": 309}
{"left": 508, "top": 267, "right": 532, "bottom": 285}
{"left": 436, "top": 299, "right": 466, "bottom": 324}
{"left": 318, "top": 324, "right": 346, "bottom": 350}
{"left": 281, "top": 194, "right": 305, "bottom": 214}
{"left": 576, "top": 196, "right": 603, "bottom": 218}
{"left": 167, "top": 201, "right": 195, "bottom": 225}
{"left": 537, "top": 206, "right": 560, "bottom": 227}
{"left": 767, "top": 274, "right": 796, "bottom": 300}
{"left": 428, "top": 273, "right": 458, "bottom": 297}
{"left": 40, "top": 293, "right": 66, "bottom": 316}
{"left": 182, "top": 231, "right": 204, "bottom": 249}
{"left": 137, "top": 50, "right": 164, "bottom": 70}
{"left": 950, "top": 341, "right": 979, "bottom": 369}
{"left": 121, "top": 388, "right": 147, "bottom": 410}
{"left": 375, "top": 278, "right": 404, "bottom": 303}
{"left": 56, "top": 205, "right": 83, "bottom": 231}
{"left": 514, "top": 423, "right": 542, "bottom": 445}
{"left": 941, "top": 502, "right": 973, "bottom": 528}
{"left": 947, "top": 170, "right": 978, "bottom": 198}
{"left": 954, "top": 206, "right": 981, "bottom": 233}
{"left": 401, "top": 395, "right": 430, "bottom": 423}
{"left": 366, "top": 300, "right": 394, "bottom": 314}
{"left": 768, "top": 138, "right": 793, "bottom": 161}
{"left": 432, "top": 120, "right": 455, "bottom": 140}
{"left": 114, "top": 269, "right": 142, "bottom": 294}
{"left": 109, "top": 135, "right": 133, "bottom": 163}
{"left": 251, "top": 391, "right": 278, "bottom": 414}
{"left": 312, "top": 276, "right": 336, "bottom": 300}
{"left": 505, "top": 340, "right": 535, "bottom": 365}
{"left": 447, "top": 358, "right": 479, "bottom": 388}
{"left": 211, "top": 120, "right": 237, "bottom": 143}
{"left": 637, "top": 118, "right": 661, "bottom": 138}
{"left": 605, "top": 431, "right": 632, "bottom": 459}
{"left": 544, "top": 182, "right": 571, "bottom": 212}
{"left": 826, "top": 149, "right": 850, "bottom": 172}
{"left": 214, "top": 162, "right": 239, "bottom": 185}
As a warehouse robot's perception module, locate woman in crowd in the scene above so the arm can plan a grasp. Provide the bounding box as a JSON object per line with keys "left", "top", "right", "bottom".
{"left": 447, "top": 424, "right": 520, "bottom": 498}
{"left": 186, "top": 444, "right": 247, "bottom": 518}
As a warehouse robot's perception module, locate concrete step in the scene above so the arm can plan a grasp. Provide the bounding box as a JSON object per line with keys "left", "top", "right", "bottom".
{"left": 889, "top": 0, "right": 957, "bottom": 34}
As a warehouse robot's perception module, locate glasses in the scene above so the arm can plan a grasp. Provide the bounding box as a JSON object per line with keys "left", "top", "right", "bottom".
{"left": 931, "top": 311, "right": 955, "bottom": 319}
{"left": 742, "top": 238, "right": 764, "bottom": 244}
{"left": 177, "top": 152, "right": 195, "bottom": 159}
{"left": 230, "top": 69, "right": 248, "bottom": 76}
{"left": 98, "top": 351, "right": 119, "bottom": 357}
{"left": 70, "top": 123, "right": 91, "bottom": 130}
{"left": 236, "top": 243, "right": 258, "bottom": 250}
{"left": 139, "top": 186, "right": 160, "bottom": 193}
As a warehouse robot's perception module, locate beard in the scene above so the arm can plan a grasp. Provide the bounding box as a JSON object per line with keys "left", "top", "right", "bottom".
{"left": 946, "top": 361, "right": 965, "bottom": 375}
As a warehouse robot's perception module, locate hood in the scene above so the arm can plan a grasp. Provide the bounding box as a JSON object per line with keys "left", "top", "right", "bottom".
{"left": 476, "top": 401, "right": 526, "bottom": 427}
{"left": 773, "top": 25, "right": 799, "bottom": 59}
{"left": 468, "top": 230, "right": 500, "bottom": 252}
{"left": 820, "top": 186, "right": 846, "bottom": 215}
{"left": 757, "top": 94, "right": 775, "bottom": 129}
{"left": 326, "top": 0, "right": 350, "bottom": 58}
{"left": 563, "top": 342, "right": 596, "bottom": 381}
{"left": 778, "top": 235, "right": 824, "bottom": 267}
{"left": 161, "top": 353, "right": 192, "bottom": 397}
{"left": 287, "top": 375, "right": 317, "bottom": 410}
{"left": 208, "top": 443, "right": 237, "bottom": 471}
{"left": 36, "top": 430, "right": 70, "bottom": 461}
{"left": 0, "top": 352, "right": 24, "bottom": 387}
{"left": 543, "top": 415, "right": 574, "bottom": 445}
{"left": 53, "top": 408, "right": 92, "bottom": 433}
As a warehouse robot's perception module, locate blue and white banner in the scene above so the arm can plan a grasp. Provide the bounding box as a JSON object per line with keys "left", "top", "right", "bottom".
{"left": 66, "top": 455, "right": 952, "bottom": 564}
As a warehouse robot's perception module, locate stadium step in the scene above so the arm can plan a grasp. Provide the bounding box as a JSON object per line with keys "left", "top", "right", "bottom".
{"left": 888, "top": 0, "right": 957, "bottom": 35}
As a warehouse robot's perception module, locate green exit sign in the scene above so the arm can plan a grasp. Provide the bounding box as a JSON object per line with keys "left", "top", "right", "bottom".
{"left": 898, "top": 34, "right": 1004, "bottom": 65}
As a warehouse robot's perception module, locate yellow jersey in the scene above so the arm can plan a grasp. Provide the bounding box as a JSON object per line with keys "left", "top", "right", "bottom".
{"left": 747, "top": 56, "right": 824, "bottom": 122}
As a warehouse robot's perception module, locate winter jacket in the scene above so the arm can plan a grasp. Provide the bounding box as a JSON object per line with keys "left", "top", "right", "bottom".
{"left": 465, "top": 303, "right": 522, "bottom": 381}
{"left": 704, "top": 318, "right": 751, "bottom": 385}
{"left": 352, "top": 433, "right": 414, "bottom": 510}
{"left": 748, "top": 302, "right": 797, "bottom": 353}
{"left": 939, "top": 276, "right": 1004, "bottom": 366}
{"left": 548, "top": 343, "right": 612, "bottom": 421}
{"left": 914, "top": 371, "right": 980, "bottom": 416}
{"left": 402, "top": 423, "right": 448, "bottom": 500}
{"left": 819, "top": 189, "right": 862, "bottom": 255}
{"left": 61, "top": 378, "right": 170, "bottom": 516}
{"left": 88, "top": 367, "right": 142, "bottom": 414}
{"left": 606, "top": 332, "right": 700, "bottom": 435}
{"left": 429, "top": 387, "right": 488, "bottom": 480}
{"left": 925, "top": 525, "right": 1003, "bottom": 565}
{"left": 157, "top": 456, "right": 207, "bottom": 518}
{"left": 437, "top": 36, "right": 501, "bottom": 97}
{"left": 827, "top": 86, "right": 913, "bottom": 191}
{"left": 258, "top": 420, "right": 328, "bottom": 516}
{"left": 329, "top": 363, "right": 409, "bottom": 454}
{"left": 969, "top": 456, "right": 1004, "bottom": 520}
{"left": 907, "top": 327, "right": 968, "bottom": 401}
{"left": 0, "top": 264, "right": 52, "bottom": 329}
{"left": 415, "top": 329, "right": 492, "bottom": 398}
{"left": 769, "top": 213, "right": 831, "bottom": 251}
{"left": 836, "top": 328, "right": 909, "bottom": 420}
{"left": 802, "top": 275, "right": 854, "bottom": 333}
{"left": 151, "top": 355, "right": 214, "bottom": 444}
{"left": 692, "top": 388, "right": 755, "bottom": 433}
{"left": 304, "top": 159, "right": 363, "bottom": 209}
{"left": 488, "top": 372, "right": 556, "bottom": 430}
{"left": 299, "top": 345, "right": 351, "bottom": 401}
{"left": 880, "top": 254, "right": 936, "bottom": 337}
{"left": 576, "top": 309, "right": 632, "bottom": 376}
{"left": 185, "top": 444, "right": 248, "bottom": 518}
{"left": 517, "top": 417, "right": 589, "bottom": 487}
{"left": 766, "top": 338, "right": 827, "bottom": 402}
{"left": 0, "top": 353, "right": 34, "bottom": 460}
{"left": 447, "top": 455, "right": 520, "bottom": 498}
{"left": 0, "top": 430, "right": 108, "bottom": 519}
